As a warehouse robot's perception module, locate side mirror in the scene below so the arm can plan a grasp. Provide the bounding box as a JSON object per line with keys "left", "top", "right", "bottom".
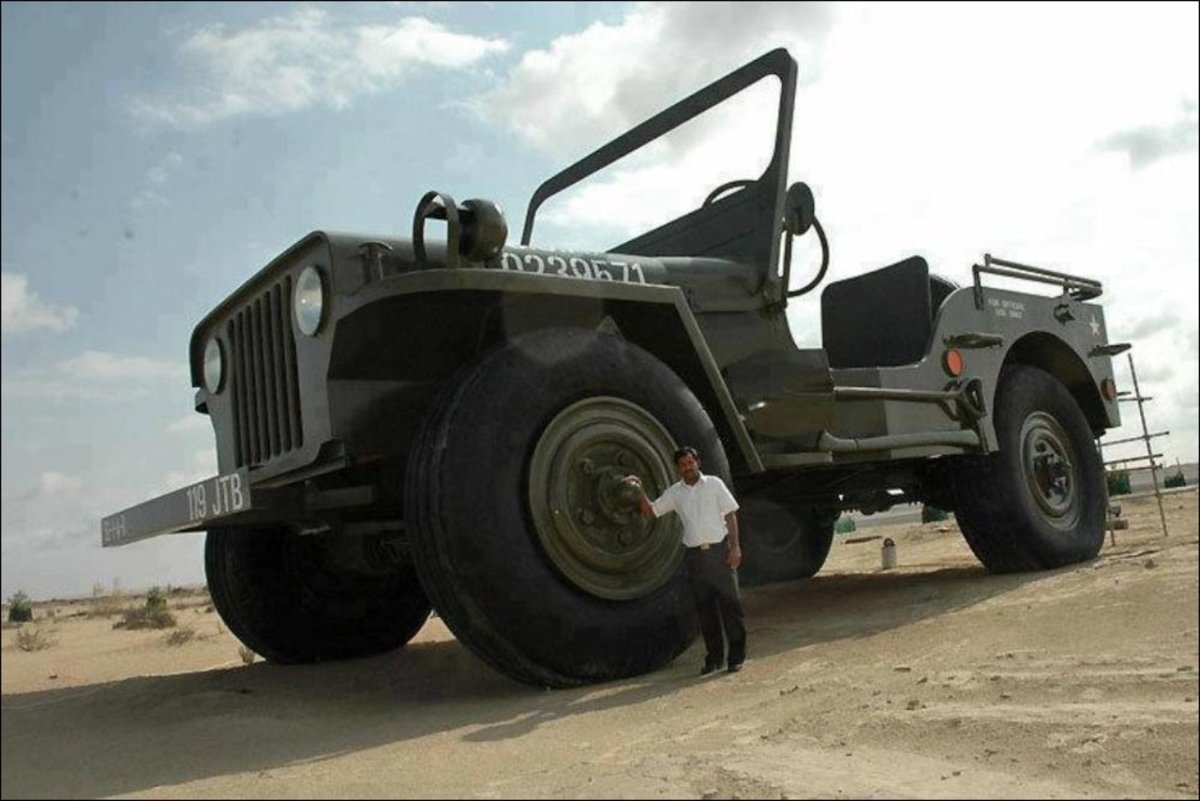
{"left": 783, "top": 182, "right": 815, "bottom": 237}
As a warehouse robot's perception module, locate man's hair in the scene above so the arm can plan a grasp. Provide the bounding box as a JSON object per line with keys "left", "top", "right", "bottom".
{"left": 673, "top": 446, "right": 700, "bottom": 464}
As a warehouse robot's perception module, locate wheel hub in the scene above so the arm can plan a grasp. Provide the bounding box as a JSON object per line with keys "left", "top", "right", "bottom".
{"left": 1020, "top": 411, "right": 1080, "bottom": 530}
{"left": 528, "top": 397, "right": 683, "bottom": 600}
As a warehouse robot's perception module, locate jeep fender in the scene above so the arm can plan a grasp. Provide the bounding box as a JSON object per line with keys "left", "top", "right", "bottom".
{"left": 327, "top": 269, "right": 763, "bottom": 474}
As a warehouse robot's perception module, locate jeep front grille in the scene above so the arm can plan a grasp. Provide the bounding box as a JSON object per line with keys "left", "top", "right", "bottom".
{"left": 226, "top": 277, "right": 304, "bottom": 467}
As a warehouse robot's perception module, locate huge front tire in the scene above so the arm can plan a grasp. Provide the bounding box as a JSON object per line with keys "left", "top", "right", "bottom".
{"left": 406, "top": 329, "right": 731, "bottom": 687}
{"left": 738, "top": 498, "right": 835, "bottom": 586}
{"left": 950, "top": 365, "right": 1106, "bottom": 572}
{"left": 205, "top": 528, "right": 432, "bottom": 663}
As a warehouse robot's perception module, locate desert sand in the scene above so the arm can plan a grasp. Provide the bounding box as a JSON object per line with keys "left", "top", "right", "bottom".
{"left": 2, "top": 490, "right": 1197, "bottom": 799}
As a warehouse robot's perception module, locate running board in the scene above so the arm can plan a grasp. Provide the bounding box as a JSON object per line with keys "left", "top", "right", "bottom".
{"left": 817, "top": 429, "right": 980, "bottom": 452}
{"left": 760, "top": 428, "right": 981, "bottom": 469}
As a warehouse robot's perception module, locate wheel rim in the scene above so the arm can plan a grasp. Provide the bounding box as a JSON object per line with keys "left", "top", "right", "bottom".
{"left": 528, "top": 397, "right": 682, "bottom": 601}
{"left": 1019, "top": 411, "right": 1081, "bottom": 531}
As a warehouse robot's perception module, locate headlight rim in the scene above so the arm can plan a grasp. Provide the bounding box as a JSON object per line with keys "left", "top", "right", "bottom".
{"left": 203, "top": 337, "right": 224, "bottom": 394}
{"left": 294, "top": 264, "right": 326, "bottom": 337}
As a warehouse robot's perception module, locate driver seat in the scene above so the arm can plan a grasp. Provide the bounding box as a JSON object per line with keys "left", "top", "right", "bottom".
{"left": 821, "top": 256, "right": 956, "bottom": 369}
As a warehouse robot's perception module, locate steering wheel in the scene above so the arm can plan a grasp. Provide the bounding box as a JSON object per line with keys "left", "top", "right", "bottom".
{"left": 702, "top": 179, "right": 756, "bottom": 208}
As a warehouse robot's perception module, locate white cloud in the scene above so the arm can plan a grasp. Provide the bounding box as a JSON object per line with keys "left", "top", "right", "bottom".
{"left": 1, "top": 272, "right": 79, "bottom": 334}
{"left": 483, "top": 2, "right": 832, "bottom": 160}
{"left": 129, "top": 8, "right": 509, "bottom": 129}
{"left": 1099, "top": 101, "right": 1199, "bottom": 170}
{"left": 0, "top": 461, "right": 210, "bottom": 599}
{"left": 56, "top": 351, "right": 185, "bottom": 382}
{"left": 537, "top": 80, "right": 782, "bottom": 244}
{"left": 4, "top": 471, "right": 92, "bottom": 554}
{"left": 0, "top": 380, "right": 150, "bottom": 403}
{"left": 166, "top": 414, "right": 210, "bottom": 435}
{"left": 131, "top": 151, "right": 185, "bottom": 210}
{"left": 164, "top": 449, "right": 217, "bottom": 492}
{"left": 480, "top": 2, "right": 834, "bottom": 246}
{"left": 32, "top": 471, "right": 84, "bottom": 500}
{"left": 1123, "top": 312, "right": 1183, "bottom": 340}
{"left": 2, "top": 351, "right": 187, "bottom": 403}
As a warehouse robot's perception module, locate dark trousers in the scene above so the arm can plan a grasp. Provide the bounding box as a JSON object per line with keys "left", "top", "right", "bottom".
{"left": 684, "top": 542, "right": 746, "bottom": 666}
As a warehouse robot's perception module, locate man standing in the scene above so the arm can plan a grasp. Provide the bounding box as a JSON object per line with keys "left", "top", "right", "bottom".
{"left": 626, "top": 447, "right": 746, "bottom": 675}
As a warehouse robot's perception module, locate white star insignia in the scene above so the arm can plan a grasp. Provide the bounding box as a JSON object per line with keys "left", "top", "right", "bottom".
{"left": 1089, "top": 316, "right": 1101, "bottom": 337}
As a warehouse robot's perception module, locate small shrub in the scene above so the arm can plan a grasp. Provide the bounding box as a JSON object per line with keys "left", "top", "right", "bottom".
{"left": 834, "top": 516, "right": 857, "bottom": 534}
{"left": 921, "top": 505, "right": 950, "bottom": 523}
{"left": 7, "top": 591, "right": 33, "bottom": 623}
{"left": 89, "top": 596, "right": 126, "bottom": 618}
{"left": 145, "top": 586, "right": 167, "bottom": 611}
{"left": 16, "top": 626, "right": 55, "bottom": 651}
{"left": 1164, "top": 470, "right": 1186, "bottom": 489}
{"left": 89, "top": 582, "right": 128, "bottom": 618}
{"left": 1106, "top": 470, "right": 1131, "bottom": 496}
{"left": 116, "top": 607, "right": 177, "bottom": 630}
{"left": 164, "top": 626, "right": 196, "bottom": 646}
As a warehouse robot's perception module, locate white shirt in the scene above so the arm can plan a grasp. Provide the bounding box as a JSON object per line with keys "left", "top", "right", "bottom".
{"left": 650, "top": 473, "right": 740, "bottom": 547}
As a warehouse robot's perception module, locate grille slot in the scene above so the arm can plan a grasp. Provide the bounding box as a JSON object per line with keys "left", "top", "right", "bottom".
{"left": 227, "top": 276, "right": 303, "bottom": 467}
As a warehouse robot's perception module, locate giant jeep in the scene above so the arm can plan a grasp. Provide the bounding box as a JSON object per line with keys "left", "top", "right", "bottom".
{"left": 102, "top": 49, "right": 1124, "bottom": 687}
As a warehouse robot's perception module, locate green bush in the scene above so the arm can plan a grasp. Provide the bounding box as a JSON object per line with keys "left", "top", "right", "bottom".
{"left": 115, "top": 606, "right": 176, "bottom": 630}
{"left": 834, "top": 516, "right": 857, "bottom": 534}
{"left": 921, "top": 505, "right": 950, "bottom": 523}
{"left": 16, "top": 626, "right": 55, "bottom": 651}
{"left": 1164, "top": 470, "right": 1186, "bottom": 489}
{"left": 145, "top": 586, "right": 167, "bottom": 611}
{"left": 1106, "top": 470, "right": 1131, "bottom": 496}
{"left": 7, "top": 591, "right": 33, "bottom": 623}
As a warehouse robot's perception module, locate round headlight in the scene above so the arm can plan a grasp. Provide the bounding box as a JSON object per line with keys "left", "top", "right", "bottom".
{"left": 203, "top": 338, "right": 224, "bottom": 393}
{"left": 294, "top": 265, "right": 325, "bottom": 336}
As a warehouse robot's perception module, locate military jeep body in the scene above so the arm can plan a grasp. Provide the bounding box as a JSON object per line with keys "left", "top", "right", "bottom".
{"left": 103, "top": 49, "right": 1123, "bottom": 687}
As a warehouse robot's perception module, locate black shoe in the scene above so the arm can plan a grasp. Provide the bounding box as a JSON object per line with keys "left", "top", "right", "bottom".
{"left": 700, "top": 660, "right": 723, "bottom": 676}
{"left": 726, "top": 660, "right": 744, "bottom": 674}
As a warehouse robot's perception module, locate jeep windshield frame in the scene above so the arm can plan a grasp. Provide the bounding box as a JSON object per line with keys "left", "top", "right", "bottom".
{"left": 519, "top": 48, "right": 798, "bottom": 305}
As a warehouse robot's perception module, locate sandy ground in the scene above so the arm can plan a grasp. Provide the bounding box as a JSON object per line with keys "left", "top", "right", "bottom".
{"left": 2, "top": 490, "right": 1197, "bottom": 799}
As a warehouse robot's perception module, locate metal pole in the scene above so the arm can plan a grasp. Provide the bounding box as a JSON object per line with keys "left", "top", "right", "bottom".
{"left": 1102, "top": 431, "right": 1170, "bottom": 448}
{"left": 1096, "top": 436, "right": 1116, "bottom": 546}
{"left": 1104, "top": 453, "right": 1164, "bottom": 467}
{"left": 1126, "top": 353, "right": 1169, "bottom": 537}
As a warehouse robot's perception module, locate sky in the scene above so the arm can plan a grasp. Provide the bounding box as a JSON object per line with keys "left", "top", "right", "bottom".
{"left": 2, "top": 1, "right": 1197, "bottom": 601}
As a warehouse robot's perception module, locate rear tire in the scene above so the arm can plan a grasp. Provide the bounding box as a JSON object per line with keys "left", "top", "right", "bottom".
{"left": 950, "top": 365, "right": 1105, "bottom": 572}
{"left": 406, "top": 328, "right": 730, "bottom": 687}
{"left": 739, "top": 498, "right": 835, "bottom": 586}
{"left": 205, "top": 528, "right": 431, "bottom": 663}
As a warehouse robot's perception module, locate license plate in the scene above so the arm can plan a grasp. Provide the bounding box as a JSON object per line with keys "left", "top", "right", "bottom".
{"left": 101, "top": 468, "right": 252, "bottom": 547}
